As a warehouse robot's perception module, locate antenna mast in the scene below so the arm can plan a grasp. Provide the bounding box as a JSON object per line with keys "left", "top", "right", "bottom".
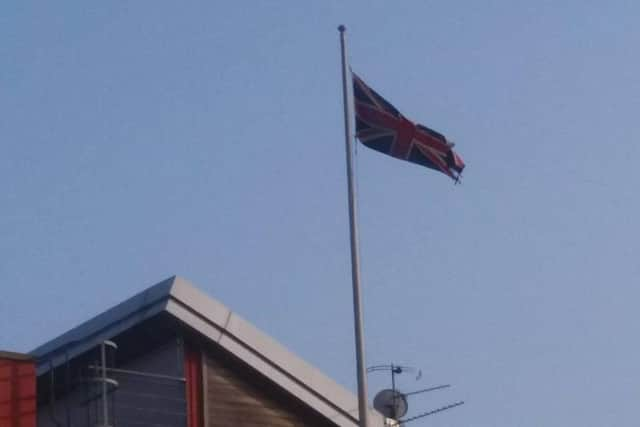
{"left": 368, "top": 363, "right": 464, "bottom": 425}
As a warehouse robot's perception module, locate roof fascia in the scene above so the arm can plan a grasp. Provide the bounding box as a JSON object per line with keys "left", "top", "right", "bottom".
{"left": 166, "top": 277, "right": 386, "bottom": 427}
{"left": 30, "top": 277, "right": 175, "bottom": 375}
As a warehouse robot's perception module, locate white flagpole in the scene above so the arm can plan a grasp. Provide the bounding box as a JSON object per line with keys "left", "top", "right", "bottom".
{"left": 338, "top": 25, "right": 370, "bottom": 427}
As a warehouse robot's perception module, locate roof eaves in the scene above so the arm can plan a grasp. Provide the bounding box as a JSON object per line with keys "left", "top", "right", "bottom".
{"left": 0, "top": 350, "right": 35, "bottom": 361}
{"left": 30, "top": 276, "right": 176, "bottom": 374}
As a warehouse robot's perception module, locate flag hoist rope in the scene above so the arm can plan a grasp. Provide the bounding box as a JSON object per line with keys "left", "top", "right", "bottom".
{"left": 338, "top": 25, "right": 370, "bottom": 427}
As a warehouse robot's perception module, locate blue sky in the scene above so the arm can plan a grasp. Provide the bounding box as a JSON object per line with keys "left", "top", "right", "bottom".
{"left": 2, "top": 2, "right": 640, "bottom": 426}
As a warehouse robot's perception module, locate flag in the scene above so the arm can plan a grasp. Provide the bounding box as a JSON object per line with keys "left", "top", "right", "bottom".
{"left": 352, "top": 73, "right": 465, "bottom": 181}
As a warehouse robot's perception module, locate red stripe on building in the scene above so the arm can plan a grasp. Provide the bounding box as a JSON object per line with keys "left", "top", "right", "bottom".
{"left": 184, "top": 345, "right": 203, "bottom": 427}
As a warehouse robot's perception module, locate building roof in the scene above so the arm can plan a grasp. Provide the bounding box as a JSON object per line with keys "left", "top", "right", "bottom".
{"left": 31, "top": 276, "right": 387, "bottom": 427}
{"left": 0, "top": 350, "right": 34, "bottom": 361}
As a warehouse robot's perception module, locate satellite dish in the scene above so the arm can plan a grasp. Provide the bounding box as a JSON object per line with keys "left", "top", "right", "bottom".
{"left": 373, "top": 389, "right": 408, "bottom": 419}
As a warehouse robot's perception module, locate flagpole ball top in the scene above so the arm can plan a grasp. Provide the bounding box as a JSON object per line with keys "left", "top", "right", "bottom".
{"left": 338, "top": 25, "right": 346, "bottom": 32}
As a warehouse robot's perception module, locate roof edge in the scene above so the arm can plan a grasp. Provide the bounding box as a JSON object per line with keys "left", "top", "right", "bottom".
{"left": 166, "top": 277, "right": 387, "bottom": 426}
{"left": 0, "top": 350, "right": 35, "bottom": 361}
{"left": 30, "top": 276, "right": 178, "bottom": 368}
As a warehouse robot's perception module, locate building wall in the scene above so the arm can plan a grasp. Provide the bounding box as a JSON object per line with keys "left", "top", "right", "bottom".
{"left": 109, "top": 339, "right": 187, "bottom": 427}
{"left": 202, "top": 350, "right": 337, "bottom": 427}
{"left": 37, "top": 339, "right": 187, "bottom": 427}
{"left": 0, "top": 353, "right": 36, "bottom": 427}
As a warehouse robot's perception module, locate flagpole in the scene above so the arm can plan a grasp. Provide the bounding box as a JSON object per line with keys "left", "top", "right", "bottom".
{"left": 338, "top": 25, "right": 370, "bottom": 427}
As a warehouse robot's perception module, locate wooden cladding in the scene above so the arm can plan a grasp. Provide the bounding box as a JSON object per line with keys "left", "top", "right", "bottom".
{"left": 203, "top": 351, "right": 336, "bottom": 427}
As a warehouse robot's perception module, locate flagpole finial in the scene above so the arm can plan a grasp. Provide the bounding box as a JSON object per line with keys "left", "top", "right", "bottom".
{"left": 338, "top": 24, "right": 346, "bottom": 32}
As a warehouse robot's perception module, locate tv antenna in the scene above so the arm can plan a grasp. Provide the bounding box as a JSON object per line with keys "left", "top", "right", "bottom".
{"left": 367, "top": 363, "right": 464, "bottom": 425}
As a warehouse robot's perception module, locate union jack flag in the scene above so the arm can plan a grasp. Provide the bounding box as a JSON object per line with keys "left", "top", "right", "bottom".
{"left": 353, "top": 73, "right": 465, "bottom": 181}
